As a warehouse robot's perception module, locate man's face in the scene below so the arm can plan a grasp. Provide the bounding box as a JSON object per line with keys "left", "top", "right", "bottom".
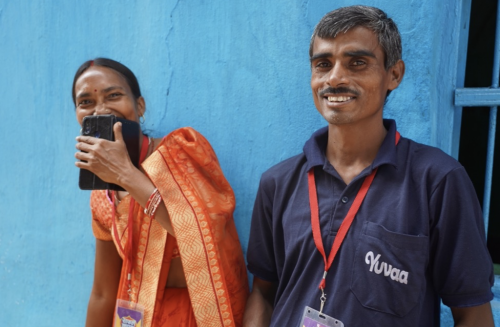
{"left": 310, "top": 26, "right": 404, "bottom": 126}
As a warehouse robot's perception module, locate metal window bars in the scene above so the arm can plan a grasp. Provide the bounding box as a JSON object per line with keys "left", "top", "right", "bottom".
{"left": 454, "top": 1, "right": 500, "bottom": 235}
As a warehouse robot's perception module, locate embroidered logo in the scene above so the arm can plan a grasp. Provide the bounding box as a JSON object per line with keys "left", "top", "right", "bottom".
{"left": 365, "top": 251, "right": 409, "bottom": 284}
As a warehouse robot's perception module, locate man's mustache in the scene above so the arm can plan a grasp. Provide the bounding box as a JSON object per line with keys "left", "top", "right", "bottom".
{"left": 318, "top": 87, "right": 360, "bottom": 97}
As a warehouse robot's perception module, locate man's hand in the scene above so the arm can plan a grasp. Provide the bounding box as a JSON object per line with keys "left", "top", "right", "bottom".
{"left": 243, "top": 277, "right": 278, "bottom": 327}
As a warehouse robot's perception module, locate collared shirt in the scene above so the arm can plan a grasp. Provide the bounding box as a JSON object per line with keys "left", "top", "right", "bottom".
{"left": 247, "top": 119, "right": 494, "bottom": 327}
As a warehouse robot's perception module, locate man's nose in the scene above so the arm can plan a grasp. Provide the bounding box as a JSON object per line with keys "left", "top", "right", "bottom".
{"left": 327, "top": 63, "right": 349, "bottom": 86}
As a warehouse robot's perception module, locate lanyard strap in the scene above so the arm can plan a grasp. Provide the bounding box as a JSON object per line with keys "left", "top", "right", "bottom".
{"left": 111, "top": 134, "right": 149, "bottom": 301}
{"left": 308, "top": 131, "right": 400, "bottom": 290}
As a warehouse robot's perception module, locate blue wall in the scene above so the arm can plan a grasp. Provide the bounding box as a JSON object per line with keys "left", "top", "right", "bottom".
{"left": 0, "top": 0, "right": 497, "bottom": 325}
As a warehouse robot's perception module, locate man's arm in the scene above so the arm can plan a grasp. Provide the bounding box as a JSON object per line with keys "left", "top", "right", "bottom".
{"left": 243, "top": 277, "right": 278, "bottom": 327}
{"left": 451, "top": 302, "right": 494, "bottom": 327}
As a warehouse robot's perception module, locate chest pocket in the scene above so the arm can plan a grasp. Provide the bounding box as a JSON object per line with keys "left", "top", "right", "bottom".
{"left": 350, "top": 221, "right": 428, "bottom": 317}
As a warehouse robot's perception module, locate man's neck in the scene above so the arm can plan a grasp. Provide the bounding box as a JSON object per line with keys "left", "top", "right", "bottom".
{"left": 326, "top": 120, "right": 387, "bottom": 185}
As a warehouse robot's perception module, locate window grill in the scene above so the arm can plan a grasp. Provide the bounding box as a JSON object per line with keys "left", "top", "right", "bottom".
{"left": 455, "top": 0, "right": 498, "bottom": 241}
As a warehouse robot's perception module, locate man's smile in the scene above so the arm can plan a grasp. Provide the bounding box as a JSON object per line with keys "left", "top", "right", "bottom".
{"left": 327, "top": 96, "right": 354, "bottom": 102}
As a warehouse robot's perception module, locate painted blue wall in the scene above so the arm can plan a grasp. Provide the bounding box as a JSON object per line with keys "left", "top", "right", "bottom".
{"left": 0, "top": 0, "right": 497, "bottom": 325}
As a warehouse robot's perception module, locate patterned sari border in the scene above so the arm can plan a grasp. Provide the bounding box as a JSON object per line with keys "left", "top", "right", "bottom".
{"left": 155, "top": 148, "right": 226, "bottom": 327}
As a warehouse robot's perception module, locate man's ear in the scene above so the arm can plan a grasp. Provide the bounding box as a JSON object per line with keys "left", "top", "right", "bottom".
{"left": 136, "top": 96, "right": 146, "bottom": 118}
{"left": 388, "top": 59, "right": 405, "bottom": 91}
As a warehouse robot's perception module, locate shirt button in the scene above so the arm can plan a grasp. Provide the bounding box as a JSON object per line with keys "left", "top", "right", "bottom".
{"left": 341, "top": 196, "right": 349, "bottom": 204}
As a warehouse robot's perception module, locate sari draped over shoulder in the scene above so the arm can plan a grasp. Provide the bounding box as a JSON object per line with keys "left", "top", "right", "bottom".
{"left": 90, "top": 127, "right": 249, "bottom": 327}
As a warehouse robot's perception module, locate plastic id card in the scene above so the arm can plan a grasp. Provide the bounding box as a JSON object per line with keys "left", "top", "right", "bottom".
{"left": 299, "top": 306, "right": 344, "bottom": 327}
{"left": 114, "top": 299, "right": 144, "bottom": 327}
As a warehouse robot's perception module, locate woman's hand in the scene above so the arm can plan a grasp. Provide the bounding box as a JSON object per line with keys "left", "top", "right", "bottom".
{"left": 76, "top": 123, "right": 176, "bottom": 236}
{"left": 75, "top": 122, "right": 135, "bottom": 187}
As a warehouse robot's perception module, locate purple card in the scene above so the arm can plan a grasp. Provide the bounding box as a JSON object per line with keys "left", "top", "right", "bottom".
{"left": 114, "top": 300, "right": 144, "bottom": 327}
{"left": 299, "top": 306, "right": 344, "bottom": 327}
{"left": 302, "top": 316, "right": 329, "bottom": 327}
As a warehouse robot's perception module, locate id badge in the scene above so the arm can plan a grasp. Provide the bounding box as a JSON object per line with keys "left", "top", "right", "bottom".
{"left": 114, "top": 299, "right": 144, "bottom": 327}
{"left": 299, "top": 306, "right": 344, "bottom": 327}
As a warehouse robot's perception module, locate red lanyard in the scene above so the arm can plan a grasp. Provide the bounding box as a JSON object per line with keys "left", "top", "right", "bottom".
{"left": 111, "top": 134, "right": 149, "bottom": 301}
{"left": 308, "top": 132, "right": 400, "bottom": 291}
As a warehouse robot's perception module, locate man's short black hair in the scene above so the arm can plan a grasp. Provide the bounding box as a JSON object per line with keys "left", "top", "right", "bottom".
{"left": 309, "top": 5, "right": 402, "bottom": 69}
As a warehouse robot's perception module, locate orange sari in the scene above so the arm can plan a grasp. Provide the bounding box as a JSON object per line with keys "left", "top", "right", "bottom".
{"left": 90, "top": 127, "right": 249, "bottom": 327}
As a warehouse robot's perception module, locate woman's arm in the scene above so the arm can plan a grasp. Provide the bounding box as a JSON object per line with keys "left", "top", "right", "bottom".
{"left": 85, "top": 239, "right": 122, "bottom": 327}
{"left": 243, "top": 277, "right": 277, "bottom": 327}
{"left": 75, "top": 123, "right": 175, "bottom": 236}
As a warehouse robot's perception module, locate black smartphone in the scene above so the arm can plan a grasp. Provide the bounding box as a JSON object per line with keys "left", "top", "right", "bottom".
{"left": 78, "top": 115, "right": 140, "bottom": 191}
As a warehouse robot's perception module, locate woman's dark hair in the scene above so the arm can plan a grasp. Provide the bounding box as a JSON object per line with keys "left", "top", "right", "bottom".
{"left": 72, "top": 58, "right": 142, "bottom": 105}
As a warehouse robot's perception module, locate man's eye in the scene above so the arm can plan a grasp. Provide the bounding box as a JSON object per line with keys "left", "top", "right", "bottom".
{"left": 316, "top": 62, "right": 330, "bottom": 68}
{"left": 352, "top": 60, "right": 366, "bottom": 66}
{"left": 109, "top": 93, "right": 123, "bottom": 98}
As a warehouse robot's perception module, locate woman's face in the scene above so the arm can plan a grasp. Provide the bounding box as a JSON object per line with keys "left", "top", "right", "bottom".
{"left": 74, "top": 66, "right": 144, "bottom": 126}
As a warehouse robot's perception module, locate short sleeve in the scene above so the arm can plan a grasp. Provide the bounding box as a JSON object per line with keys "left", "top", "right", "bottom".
{"left": 247, "top": 175, "right": 279, "bottom": 282}
{"left": 429, "top": 167, "right": 494, "bottom": 307}
{"left": 90, "top": 190, "right": 113, "bottom": 241}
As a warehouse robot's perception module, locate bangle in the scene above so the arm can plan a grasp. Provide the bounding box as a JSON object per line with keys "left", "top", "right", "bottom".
{"left": 144, "top": 188, "right": 162, "bottom": 219}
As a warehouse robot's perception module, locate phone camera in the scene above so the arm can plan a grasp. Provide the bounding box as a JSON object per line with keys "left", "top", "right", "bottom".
{"left": 94, "top": 131, "right": 101, "bottom": 138}
{"left": 83, "top": 124, "right": 91, "bottom": 135}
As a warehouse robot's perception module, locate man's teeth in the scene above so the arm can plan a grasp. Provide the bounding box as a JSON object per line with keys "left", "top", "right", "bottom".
{"left": 327, "top": 96, "right": 352, "bottom": 102}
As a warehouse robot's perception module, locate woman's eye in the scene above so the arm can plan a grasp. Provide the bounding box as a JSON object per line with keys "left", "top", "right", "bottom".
{"left": 109, "top": 92, "right": 123, "bottom": 98}
{"left": 78, "top": 99, "right": 92, "bottom": 106}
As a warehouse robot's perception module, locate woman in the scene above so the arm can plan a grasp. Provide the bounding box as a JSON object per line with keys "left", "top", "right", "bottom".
{"left": 73, "top": 58, "right": 249, "bottom": 327}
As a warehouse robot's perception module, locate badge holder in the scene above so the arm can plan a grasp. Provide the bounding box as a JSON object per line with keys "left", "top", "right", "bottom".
{"left": 299, "top": 306, "right": 344, "bottom": 327}
{"left": 114, "top": 299, "right": 144, "bottom": 327}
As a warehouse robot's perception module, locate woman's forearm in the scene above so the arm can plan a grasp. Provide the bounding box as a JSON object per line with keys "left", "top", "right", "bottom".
{"left": 85, "top": 292, "right": 116, "bottom": 327}
{"left": 119, "top": 166, "right": 176, "bottom": 237}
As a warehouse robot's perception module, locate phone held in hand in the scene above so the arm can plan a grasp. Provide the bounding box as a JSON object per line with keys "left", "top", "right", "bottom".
{"left": 78, "top": 115, "right": 140, "bottom": 191}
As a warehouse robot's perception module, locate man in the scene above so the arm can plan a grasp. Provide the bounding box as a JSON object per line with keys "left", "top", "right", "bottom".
{"left": 243, "top": 5, "right": 494, "bottom": 327}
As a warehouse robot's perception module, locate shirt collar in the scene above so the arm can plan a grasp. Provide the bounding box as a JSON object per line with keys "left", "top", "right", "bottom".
{"left": 303, "top": 119, "right": 400, "bottom": 172}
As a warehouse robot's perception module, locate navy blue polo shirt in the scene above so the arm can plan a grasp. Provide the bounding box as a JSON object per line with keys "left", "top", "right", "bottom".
{"left": 247, "top": 119, "right": 494, "bottom": 327}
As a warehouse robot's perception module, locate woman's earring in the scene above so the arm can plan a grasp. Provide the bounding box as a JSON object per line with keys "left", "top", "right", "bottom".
{"left": 140, "top": 115, "right": 145, "bottom": 124}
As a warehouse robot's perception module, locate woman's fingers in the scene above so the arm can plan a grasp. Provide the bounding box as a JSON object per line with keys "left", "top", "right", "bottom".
{"left": 74, "top": 126, "right": 133, "bottom": 186}
{"left": 75, "top": 137, "right": 103, "bottom": 169}
{"left": 76, "top": 139, "right": 97, "bottom": 153}
{"left": 76, "top": 134, "right": 99, "bottom": 144}
{"left": 113, "top": 122, "right": 124, "bottom": 143}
